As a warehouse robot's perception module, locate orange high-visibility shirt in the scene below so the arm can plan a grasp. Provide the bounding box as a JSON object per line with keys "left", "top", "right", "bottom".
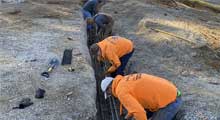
{"left": 111, "top": 74, "right": 177, "bottom": 120}
{"left": 97, "top": 36, "right": 133, "bottom": 73}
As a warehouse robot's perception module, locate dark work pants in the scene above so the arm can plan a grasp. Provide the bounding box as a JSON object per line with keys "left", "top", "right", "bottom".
{"left": 111, "top": 49, "right": 134, "bottom": 77}
{"left": 147, "top": 97, "right": 182, "bottom": 120}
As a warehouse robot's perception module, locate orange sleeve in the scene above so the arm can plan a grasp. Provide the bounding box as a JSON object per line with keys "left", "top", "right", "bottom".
{"left": 118, "top": 92, "right": 147, "bottom": 120}
{"left": 105, "top": 47, "right": 121, "bottom": 73}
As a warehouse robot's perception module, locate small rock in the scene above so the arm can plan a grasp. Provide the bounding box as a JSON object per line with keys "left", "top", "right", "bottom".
{"left": 67, "top": 37, "right": 73, "bottom": 41}
{"left": 181, "top": 70, "right": 188, "bottom": 76}
{"left": 66, "top": 92, "right": 73, "bottom": 97}
{"left": 191, "top": 52, "right": 197, "bottom": 57}
{"left": 7, "top": 9, "right": 21, "bottom": 15}
{"left": 25, "top": 59, "right": 37, "bottom": 63}
{"left": 30, "top": 59, "right": 37, "bottom": 62}
{"left": 73, "top": 53, "right": 82, "bottom": 56}
{"left": 193, "top": 64, "right": 202, "bottom": 71}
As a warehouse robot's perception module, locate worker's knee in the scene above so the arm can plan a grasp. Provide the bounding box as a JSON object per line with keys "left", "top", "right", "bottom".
{"left": 152, "top": 97, "right": 182, "bottom": 120}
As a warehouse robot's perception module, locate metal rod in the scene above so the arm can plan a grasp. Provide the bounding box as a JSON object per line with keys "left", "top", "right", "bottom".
{"left": 112, "top": 97, "right": 120, "bottom": 120}
{"left": 109, "top": 97, "right": 115, "bottom": 120}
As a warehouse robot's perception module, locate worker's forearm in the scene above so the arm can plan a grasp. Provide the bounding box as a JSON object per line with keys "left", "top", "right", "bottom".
{"left": 107, "top": 65, "right": 117, "bottom": 73}
{"left": 134, "top": 112, "right": 148, "bottom": 120}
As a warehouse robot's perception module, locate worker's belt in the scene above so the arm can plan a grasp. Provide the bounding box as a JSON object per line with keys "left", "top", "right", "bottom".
{"left": 177, "top": 90, "right": 182, "bottom": 97}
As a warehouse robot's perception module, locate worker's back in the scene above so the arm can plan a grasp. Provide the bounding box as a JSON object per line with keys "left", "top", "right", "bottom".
{"left": 94, "top": 13, "right": 114, "bottom": 25}
{"left": 83, "top": 0, "right": 98, "bottom": 14}
{"left": 112, "top": 74, "right": 177, "bottom": 112}
{"left": 97, "top": 36, "right": 133, "bottom": 58}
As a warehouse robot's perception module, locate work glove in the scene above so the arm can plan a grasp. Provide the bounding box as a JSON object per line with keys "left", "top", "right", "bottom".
{"left": 104, "top": 71, "right": 111, "bottom": 76}
{"left": 125, "top": 113, "right": 134, "bottom": 120}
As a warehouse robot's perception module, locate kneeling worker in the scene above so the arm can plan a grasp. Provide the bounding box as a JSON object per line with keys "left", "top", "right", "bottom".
{"left": 90, "top": 36, "right": 134, "bottom": 77}
{"left": 101, "top": 73, "right": 182, "bottom": 120}
{"left": 94, "top": 13, "right": 114, "bottom": 39}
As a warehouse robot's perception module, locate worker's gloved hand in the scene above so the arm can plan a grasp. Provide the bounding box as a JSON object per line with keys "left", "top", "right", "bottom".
{"left": 104, "top": 71, "right": 111, "bottom": 77}
{"left": 125, "top": 113, "right": 133, "bottom": 120}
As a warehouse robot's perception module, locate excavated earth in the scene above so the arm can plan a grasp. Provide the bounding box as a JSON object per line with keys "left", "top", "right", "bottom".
{"left": 0, "top": 0, "right": 96, "bottom": 120}
{"left": 100, "top": 0, "right": 220, "bottom": 119}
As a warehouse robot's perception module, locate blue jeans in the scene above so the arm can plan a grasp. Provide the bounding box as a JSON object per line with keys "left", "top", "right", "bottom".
{"left": 147, "top": 97, "right": 182, "bottom": 120}
{"left": 82, "top": 9, "right": 92, "bottom": 20}
{"left": 82, "top": 9, "right": 94, "bottom": 30}
{"left": 111, "top": 49, "right": 134, "bottom": 77}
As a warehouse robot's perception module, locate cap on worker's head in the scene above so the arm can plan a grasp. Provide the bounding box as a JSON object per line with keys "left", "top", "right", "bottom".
{"left": 101, "top": 77, "right": 114, "bottom": 99}
{"left": 90, "top": 44, "right": 99, "bottom": 55}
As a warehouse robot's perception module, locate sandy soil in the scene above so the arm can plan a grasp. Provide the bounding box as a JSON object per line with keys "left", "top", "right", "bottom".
{"left": 0, "top": 1, "right": 96, "bottom": 120}
{"left": 1, "top": 0, "right": 220, "bottom": 120}
{"left": 101, "top": 0, "right": 220, "bottom": 119}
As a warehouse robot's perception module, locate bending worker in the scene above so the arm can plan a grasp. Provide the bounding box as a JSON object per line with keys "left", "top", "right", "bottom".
{"left": 90, "top": 36, "right": 134, "bottom": 77}
{"left": 101, "top": 73, "right": 182, "bottom": 120}
{"left": 93, "top": 13, "right": 114, "bottom": 39}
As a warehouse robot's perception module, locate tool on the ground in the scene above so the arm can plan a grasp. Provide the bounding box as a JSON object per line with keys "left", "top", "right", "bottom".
{"left": 61, "top": 49, "right": 72, "bottom": 65}
{"left": 68, "top": 67, "right": 75, "bottom": 72}
{"left": 35, "top": 88, "right": 46, "bottom": 99}
{"left": 151, "top": 28, "right": 196, "bottom": 45}
{"left": 41, "top": 58, "right": 59, "bottom": 78}
{"left": 12, "top": 98, "right": 33, "bottom": 109}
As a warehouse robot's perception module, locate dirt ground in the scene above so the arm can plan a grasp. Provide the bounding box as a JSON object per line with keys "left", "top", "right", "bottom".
{"left": 0, "top": 0, "right": 96, "bottom": 120}
{"left": 101, "top": 0, "right": 220, "bottom": 119}
{"left": 1, "top": 0, "right": 220, "bottom": 120}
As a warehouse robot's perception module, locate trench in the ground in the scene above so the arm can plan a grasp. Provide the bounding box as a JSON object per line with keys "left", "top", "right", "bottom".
{"left": 85, "top": 21, "right": 123, "bottom": 120}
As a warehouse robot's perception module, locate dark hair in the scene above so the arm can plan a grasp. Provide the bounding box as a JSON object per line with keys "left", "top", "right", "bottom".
{"left": 98, "top": 0, "right": 102, "bottom": 3}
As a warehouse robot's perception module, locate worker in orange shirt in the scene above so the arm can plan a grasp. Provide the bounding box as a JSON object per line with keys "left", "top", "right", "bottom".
{"left": 90, "top": 36, "right": 134, "bottom": 77}
{"left": 101, "top": 73, "right": 182, "bottom": 120}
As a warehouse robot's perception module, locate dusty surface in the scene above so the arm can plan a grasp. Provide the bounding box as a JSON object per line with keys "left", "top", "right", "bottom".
{"left": 0, "top": 1, "right": 96, "bottom": 120}
{"left": 101, "top": 0, "right": 220, "bottom": 119}
{"left": 1, "top": 0, "right": 220, "bottom": 120}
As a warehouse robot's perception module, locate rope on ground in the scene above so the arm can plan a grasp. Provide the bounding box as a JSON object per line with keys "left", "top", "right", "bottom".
{"left": 150, "top": 28, "right": 196, "bottom": 45}
{"left": 151, "top": 28, "right": 220, "bottom": 59}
